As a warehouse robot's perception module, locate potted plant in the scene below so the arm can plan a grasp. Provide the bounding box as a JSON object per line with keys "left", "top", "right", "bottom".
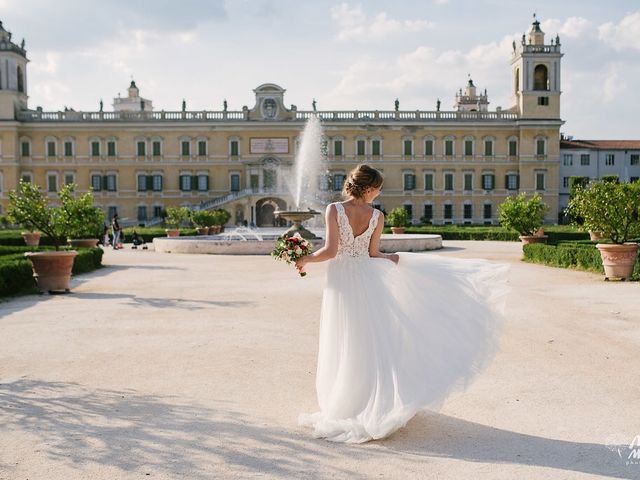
{"left": 21, "top": 229, "right": 41, "bottom": 246}
{"left": 210, "top": 208, "right": 231, "bottom": 234}
{"left": 387, "top": 207, "right": 410, "bottom": 234}
{"left": 8, "top": 180, "right": 78, "bottom": 293}
{"left": 165, "top": 206, "right": 191, "bottom": 237}
{"left": 191, "top": 210, "right": 216, "bottom": 235}
{"left": 498, "top": 193, "right": 548, "bottom": 244}
{"left": 59, "top": 186, "right": 105, "bottom": 248}
{"left": 568, "top": 180, "right": 640, "bottom": 280}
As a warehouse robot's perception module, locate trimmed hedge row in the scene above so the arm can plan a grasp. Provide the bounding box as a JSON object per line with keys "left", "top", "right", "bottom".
{"left": 523, "top": 243, "right": 640, "bottom": 280}
{"left": 383, "top": 225, "right": 590, "bottom": 242}
{"left": 0, "top": 247, "right": 104, "bottom": 297}
{"left": 120, "top": 227, "right": 197, "bottom": 243}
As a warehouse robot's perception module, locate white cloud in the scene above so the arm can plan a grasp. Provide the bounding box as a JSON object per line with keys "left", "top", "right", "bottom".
{"left": 598, "top": 11, "right": 640, "bottom": 51}
{"left": 331, "top": 3, "right": 432, "bottom": 42}
{"left": 540, "top": 16, "right": 593, "bottom": 39}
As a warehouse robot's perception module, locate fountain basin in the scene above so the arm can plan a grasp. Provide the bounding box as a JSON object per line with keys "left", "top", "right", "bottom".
{"left": 153, "top": 234, "right": 442, "bottom": 255}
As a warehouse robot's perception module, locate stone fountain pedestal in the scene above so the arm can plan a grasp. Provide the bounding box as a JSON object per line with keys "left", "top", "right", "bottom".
{"left": 274, "top": 209, "right": 321, "bottom": 239}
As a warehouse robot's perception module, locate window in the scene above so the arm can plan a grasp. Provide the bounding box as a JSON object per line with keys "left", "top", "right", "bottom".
{"left": 536, "top": 139, "right": 546, "bottom": 156}
{"left": 356, "top": 139, "right": 366, "bottom": 156}
{"left": 463, "top": 204, "right": 472, "bottom": 219}
{"left": 403, "top": 204, "right": 412, "bottom": 220}
{"left": 138, "top": 174, "right": 148, "bottom": 192}
{"left": 483, "top": 204, "right": 492, "bottom": 220}
{"left": 424, "top": 139, "right": 434, "bottom": 156}
{"left": 482, "top": 173, "right": 495, "bottom": 190}
{"left": 403, "top": 140, "right": 413, "bottom": 156}
{"left": 47, "top": 174, "right": 57, "bottom": 193}
{"left": 107, "top": 141, "right": 116, "bottom": 157}
{"left": 533, "top": 64, "right": 549, "bottom": 91}
{"left": 536, "top": 172, "right": 545, "bottom": 190}
{"left": 230, "top": 173, "right": 241, "bottom": 192}
{"left": 424, "top": 173, "right": 434, "bottom": 191}
{"left": 230, "top": 140, "right": 239, "bottom": 156}
{"left": 444, "top": 173, "right": 454, "bottom": 191}
{"left": 563, "top": 154, "right": 573, "bottom": 166}
{"left": 333, "top": 173, "right": 346, "bottom": 191}
{"left": 108, "top": 206, "right": 118, "bottom": 221}
{"left": 106, "top": 174, "right": 117, "bottom": 192}
{"left": 181, "top": 140, "right": 191, "bottom": 157}
{"left": 21, "top": 141, "right": 30, "bottom": 157}
{"left": 444, "top": 139, "right": 454, "bottom": 156}
{"left": 152, "top": 141, "right": 162, "bottom": 156}
{"left": 334, "top": 139, "right": 343, "bottom": 156}
{"left": 630, "top": 154, "right": 639, "bottom": 166}
{"left": 64, "top": 141, "right": 73, "bottom": 157}
{"left": 443, "top": 204, "right": 453, "bottom": 220}
{"left": 403, "top": 173, "right": 416, "bottom": 191}
{"left": 423, "top": 204, "right": 433, "bottom": 223}
{"left": 464, "top": 173, "right": 473, "bottom": 191}
{"left": 563, "top": 177, "right": 570, "bottom": 188}
{"left": 537, "top": 96, "right": 549, "bottom": 106}
{"left": 580, "top": 154, "right": 590, "bottom": 166}
{"left": 509, "top": 139, "right": 518, "bottom": 156}
{"left": 91, "top": 141, "right": 100, "bottom": 157}
{"left": 371, "top": 139, "right": 381, "bottom": 156}
{"left": 152, "top": 175, "right": 163, "bottom": 191}
{"left": 506, "top": 174, "right": 519, "bottom": 190}
{"left": 464, "top": 140, "right": 473, "bottom": 156}
{"left": 64, "top": 173, "right": 74, "bottom": 186}
{"left": 180, "top": 174, "right": 193, "bottom": 191}
{"left": 197, "top": 174, "right": 209, "bottom": 191}
{"left": 137, "top": 141, "right": 146, "bottom": 156}
{"left": 198, "top": 140, "right": 207, "bottom": 157}
{"left": 153, "top": 206, "right": 163, "bottom": 218}
{"left": 319, "top": 174, "right": 329, "bottom": 191}
{"left": 137, "top": 206, "right": 148, "bottom": 222}
{"left": 47, "top": 141, "right": 56, "bottom": 157}
{"left": 91, "top": 174, "right": 102, "bottom": 191}
{"left": 484, "top": 139, "right": 494, "bottom": 156}
{"left": 605, "top": 154, "right": 615, "bottom": 166}
{"left": 21, "top": 173, "right": 32, "bottom": 183}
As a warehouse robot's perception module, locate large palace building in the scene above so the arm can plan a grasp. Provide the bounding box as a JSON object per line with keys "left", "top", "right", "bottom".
{"left": 0, "top": 18, "right": 563, "bottom": 227}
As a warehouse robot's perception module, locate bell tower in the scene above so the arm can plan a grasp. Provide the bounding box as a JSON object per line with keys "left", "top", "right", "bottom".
{"left": 0, "top": 20, "right": 28, "bottom": 120}
{"left": 511, "top": 15, "right": 563, "bottom": 119}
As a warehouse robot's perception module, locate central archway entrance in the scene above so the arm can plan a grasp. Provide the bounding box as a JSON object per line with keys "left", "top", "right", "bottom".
{"left": 256, "top": 197, "right": 287, "bottom": 227}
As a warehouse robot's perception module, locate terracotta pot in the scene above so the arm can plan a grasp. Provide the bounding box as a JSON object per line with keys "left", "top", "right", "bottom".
{"left": 589, "top": 231, "right": 604, "bottom": 241}
{"left": 196, "top": 227, "right": 209, "bottom": 235}
{"left": 596, "top": 243, "right": 639, "bottom": 281}
{"left": 165, "top": 228, "right": 180, "bottom": 237}
{"left": 25, "top": 250, "right": 78, "bottom": 293}
{"left": 519, "top": 235, "right": 548, "bottom": 244}
{"left": 22, "top": 232, "right": 41, "bottom": 247}
{"left": 534, "top": 228, "right": 545, "bottom": 237}
{"left": 391, "top": 227, "right": 406, "bottom": 234}
{"left": 68, "top": 238, "right": 99, "bottom": 248}
{"left": 208, "top": 225, "right": 222, "bottom": 235}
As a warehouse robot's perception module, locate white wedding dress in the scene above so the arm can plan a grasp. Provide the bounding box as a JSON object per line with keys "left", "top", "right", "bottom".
{"left": 298, "top": 202, "right": 510, "bottom": 443}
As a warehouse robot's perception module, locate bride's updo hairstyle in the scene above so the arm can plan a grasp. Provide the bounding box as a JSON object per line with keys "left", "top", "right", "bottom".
{"left": 343, "top": 164, "right": 383, "bottom": 199}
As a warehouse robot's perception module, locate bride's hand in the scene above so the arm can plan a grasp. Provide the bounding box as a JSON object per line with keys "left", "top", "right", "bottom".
{"left": 295, "top": 256, "right": 308, "bottom": 274}
{"left": 388, "top": 253, "right": 399, "bottom": 265}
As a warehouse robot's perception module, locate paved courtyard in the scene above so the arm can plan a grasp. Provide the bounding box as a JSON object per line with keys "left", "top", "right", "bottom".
{"left": 1, "top": 241, "right": 639, "bottom": 480}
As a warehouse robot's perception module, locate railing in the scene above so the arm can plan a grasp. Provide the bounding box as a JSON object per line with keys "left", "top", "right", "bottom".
{"left": 194, "top": 188, "right": 291, "bottom": 211}
{"left": 18, "top": 108, "right": 519, "bottom": 123}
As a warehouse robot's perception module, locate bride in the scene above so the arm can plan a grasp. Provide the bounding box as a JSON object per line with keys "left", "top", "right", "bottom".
{"left": 295, "top": 164, "right": 509, "bottom": 443}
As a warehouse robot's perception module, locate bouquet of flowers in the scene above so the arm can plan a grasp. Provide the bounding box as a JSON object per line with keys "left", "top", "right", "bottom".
{"left": 271, "top": 233, "right": 313, "bottom": 277}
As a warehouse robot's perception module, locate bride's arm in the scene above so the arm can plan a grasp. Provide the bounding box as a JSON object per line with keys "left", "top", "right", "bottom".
{"left": 295, "top": 204, "right": 339, "bottom": 274}
{"left": 369, "top": 212, "right": 399, "bottom": 264}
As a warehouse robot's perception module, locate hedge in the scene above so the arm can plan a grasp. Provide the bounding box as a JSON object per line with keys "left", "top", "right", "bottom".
{"left": 523, "top": 243, "right": 640, "bottom": 280}
{"left": 383, "top": 225, "right": 589, "bottom": 242}
{"left": 0, "top": 247, "right": 104, "bottom": 297}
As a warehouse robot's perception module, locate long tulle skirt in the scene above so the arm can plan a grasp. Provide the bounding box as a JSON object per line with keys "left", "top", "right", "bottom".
{"left": 298, "top": 252, "right": 510, "bottom": 443}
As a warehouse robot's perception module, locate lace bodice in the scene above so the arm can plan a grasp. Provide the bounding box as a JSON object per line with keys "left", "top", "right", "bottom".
{"left": 334, "top": 202, "right": 380, "bottom": 258}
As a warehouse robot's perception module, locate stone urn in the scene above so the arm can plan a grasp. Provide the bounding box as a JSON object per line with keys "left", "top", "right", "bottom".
{"left": 25, "top": 250, "right": 78, "bottom": 293}
{"left": 68, "top": 238, "right": 99, "bottom": 248}
{"left": 165, "top": 228, "right": 180, "bottom": 237}
{"left": 596, "top": 243, "right": 639, "bottom": 281}
{"left": 519, "top": 235, "right": 548, "bottom": 244}
{"left": 22, "top": 231, "right": 41, "bottom": 246}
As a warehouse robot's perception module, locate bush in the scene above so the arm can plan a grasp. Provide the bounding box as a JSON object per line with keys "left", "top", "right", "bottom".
{"left": 212, "top": 209, "right": 231, "bottom": 225}
{"left": 498, "top": 193, "right": 548, "bottom": 236}
{"left": 0, "top": 247, "right": 104, "bottom": 297}
{"left": 191, "top": 210, "right": 217, "bottom": 228}
{"left": 165, "top": 206, "right": 191, "bottom": 228}
{"left": 387, "top": 208, "right": 410, "bottom": 228}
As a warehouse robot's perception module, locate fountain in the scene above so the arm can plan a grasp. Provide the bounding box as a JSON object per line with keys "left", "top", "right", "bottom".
{"left": 275, "top": 114, "right": 324, "bottom": 239}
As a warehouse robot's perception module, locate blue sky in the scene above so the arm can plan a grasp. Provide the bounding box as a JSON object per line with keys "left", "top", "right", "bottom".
{"left": 2, "top": 0, "right": 639, "bottom": 138}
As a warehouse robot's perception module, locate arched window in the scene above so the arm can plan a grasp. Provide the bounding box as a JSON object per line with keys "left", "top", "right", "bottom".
{"left": 17, "top": 66, "right": 24, "bottom": 93}
{"left": 533, "top": 64, "right": 549, "bottom": 91}
{"left": 514, "top": 68, "right": 520, "bottom": 94}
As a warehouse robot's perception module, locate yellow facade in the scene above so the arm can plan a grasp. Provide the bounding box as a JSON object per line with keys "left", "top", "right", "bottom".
{"left": 0, "top": 19, "right": 563, "bottom": 227}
